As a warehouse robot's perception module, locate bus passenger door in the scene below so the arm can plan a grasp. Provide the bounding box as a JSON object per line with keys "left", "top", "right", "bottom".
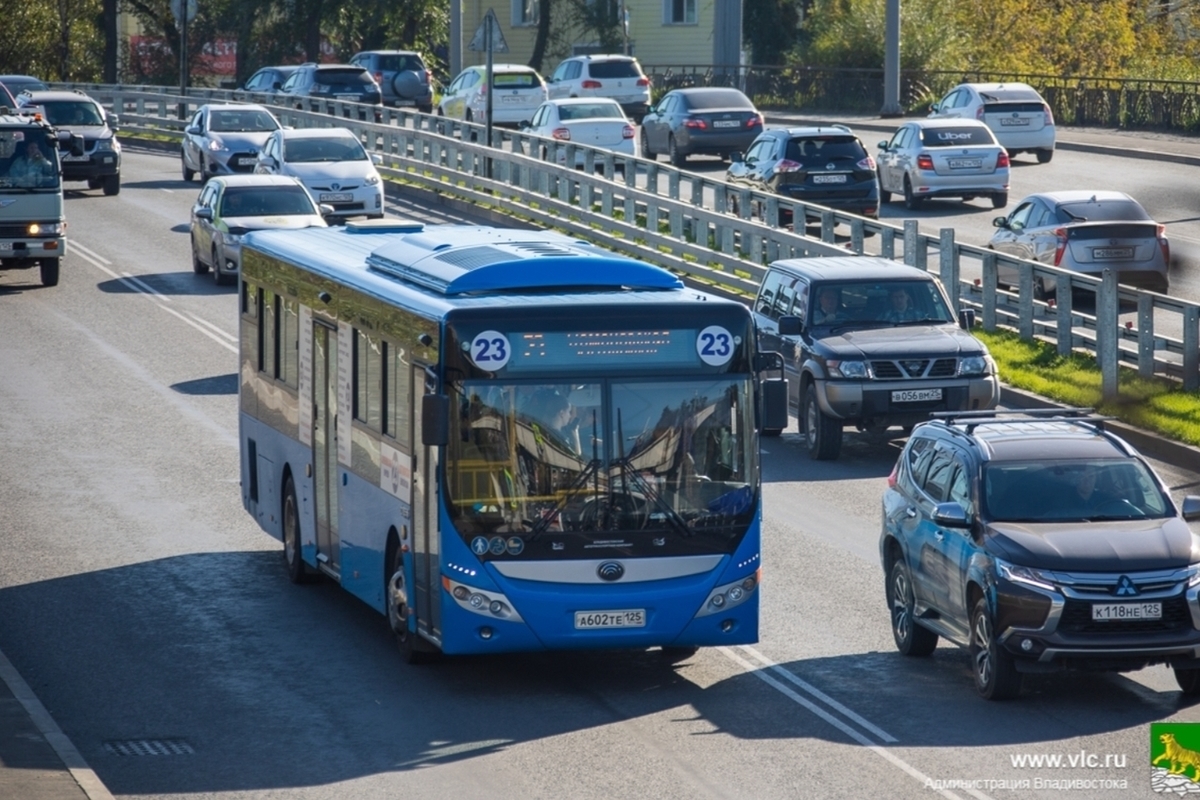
{"left": 410, "top": 361, "right": 441, "bottom": 642}
{"left": 311, "top": 320, "right": 340, "bottom": 574}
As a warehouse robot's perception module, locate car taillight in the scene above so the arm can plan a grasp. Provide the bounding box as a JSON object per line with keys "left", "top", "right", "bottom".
{"left": 887, "top": 463, "right": 898, "bottom": 489}
{"left": 373, "top": 72, "right": 383, "bottom": 86}
{"left": 637, "top": 77, "right": 650, "bottom": 87}
{"left": 581, "top": 79, "right": 602, "bottom": 89}
{"left": 775, "top": 159, "right": 802, "bottom": 173}
{"left": 997, "top": 151, "right": 1010, "bottom": 168}
{"left": 1053, "top": 227, "right": 1068, "bottom": 266}
{"left": 425, "top": 69, "right": 432, "bottom": 83}
{"left": 916, "top": 154, "right": 934, "bottom": 170}
{"left": 747, "top": 114, "right": 762, "bottom": 128}
{"left": 622, "top": 125, "right": 635, "bottom": 139}
{"left": 684, "top": 117, "right": 707, "bottom": 129}
{"left": 1043, "top": 103, "right": 1054, "bottom": 125}
{"left": 1158, "top": 223, "right": 1170, "bottom": 264}
{"left": 976, "top": 106, "right": 985, "bottom": 119}
{"left": 552, "top": 127, "right": 570, "bottom": 140}
{"left": 856, "top": 155, "right": 876, "bottom": 170}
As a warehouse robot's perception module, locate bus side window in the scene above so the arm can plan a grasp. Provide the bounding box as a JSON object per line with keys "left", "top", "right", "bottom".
{"left": 353, "top": 328, "right": 383, "bottom": 430}
{"left": 259, "top": 288, "right": 278, "bottom": 377}
{"left": 387, "top": 342, "right": 411, "bottom": 448}
{"left": 280, "top": 297, "right": 298, "bottom": 388}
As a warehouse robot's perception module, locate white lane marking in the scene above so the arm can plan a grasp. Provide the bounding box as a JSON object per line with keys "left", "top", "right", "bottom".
{"left": 0, "top": 647, "right": 115, "bottom": 800}
{"left": 718, "top": 647, "right": 992, "bottom": 800}
{"left": 187, "top": 311, "right": 238, "bottom": 343}
{"left": 739, "top": 644, "right": 898, "bottom": 743}
{"left": 70, "top": 240, "right": 111, "bottom": 265}
{"left": 120, "top": 271, "right": 172, "bottom": 302}
{"left": 78, "top": 254, "right": 237, "bottom": 354}
{"left": 159, "top": 187, "right": 174, "bottom": 193}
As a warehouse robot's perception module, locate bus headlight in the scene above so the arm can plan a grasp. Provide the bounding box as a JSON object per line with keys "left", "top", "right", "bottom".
{"left": 695, "top": 570, "right": 760, "bottom": 617}
{"left": 443, "top": 576, "right": 523, "bottom": 623}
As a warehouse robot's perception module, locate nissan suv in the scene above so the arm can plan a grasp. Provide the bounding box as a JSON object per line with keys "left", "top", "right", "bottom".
{"left": 881, "top": 408, "right": 1200, "bottom": 700}
{"left": 349, "top": 50, "right": 433, "bottom": 112}
{"left": 753, "top": 256, "right": 998, "bottom": 460}
{"left": 547, "top": 55, "right": 652, "bottom": 122}
{"left": 17, "top": 89, "right": 121, "bottom": 195}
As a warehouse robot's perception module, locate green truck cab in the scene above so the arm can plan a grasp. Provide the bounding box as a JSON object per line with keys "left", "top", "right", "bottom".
{"left": 0, "top": 109, "right": 81, "bottom": 286}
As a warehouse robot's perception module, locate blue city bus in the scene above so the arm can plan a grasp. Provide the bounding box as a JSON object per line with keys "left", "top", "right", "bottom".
{"left": 238, "top": 220, "right": 782, "bottom": 661}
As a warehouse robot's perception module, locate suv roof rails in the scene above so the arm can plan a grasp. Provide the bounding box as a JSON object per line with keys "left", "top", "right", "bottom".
{"left": 928, "top": 407, "right": 1110, "bottom": 435}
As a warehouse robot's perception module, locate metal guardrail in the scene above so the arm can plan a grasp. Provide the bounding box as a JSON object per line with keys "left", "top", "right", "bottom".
{"left": 65, "top": 83, "right": 1200, "bottom": 398}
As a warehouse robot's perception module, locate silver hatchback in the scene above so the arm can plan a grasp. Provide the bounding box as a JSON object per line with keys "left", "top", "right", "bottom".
{"left": 990, "top": 190, "right": 1170, "bottom": 298}
{"left": 876, "top": 119, "right": 1010, "bottom": 211}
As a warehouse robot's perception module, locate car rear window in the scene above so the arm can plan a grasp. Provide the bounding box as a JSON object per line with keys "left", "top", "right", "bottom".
{"left": 558, "top": 102, "right": 624, "bottom": 120}
{"left": 979, "top": 89, "right": 1043, "bottom": 104}
{"left": 588, "top": 60, "right": 642, "bottom": 79}
{"left": 1056, "top": 200, "right": 1151, "bottom": 223}
{"left": 684, "top": 89, "right": 753, "bottom": 110}
{"left": 493, "top": 72, "right": 540, "bottom": 89}
{"left": 377, "top": 55, "right": 425, "bottom": 73}
{"left": 221, "top": 186, "right": 316, "bottom": 216}
{"left": 920, "top": 126, "right": 995, "bottom": 147}
{"left": 982, "top": 102, "right": 1045, "bottom": 114}
{"left": 784, "top": 136, "right": 866, "bottom": 162}
{"left": 316, "top": 68, "right": 375, "bottom": 85}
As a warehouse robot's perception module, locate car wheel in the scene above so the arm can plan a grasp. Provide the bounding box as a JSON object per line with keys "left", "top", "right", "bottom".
{"left": 102, "top": 174, "right": 120, "bottom": 196}
{"left": 640, "top": 128, "right": 653, "bottom": 159}
{"left": 39, "top": 258, "right": 60, "bottom": 287}
{"left": 803, "top": 383, "right": 842, "bottom": 461}
{"left": 970, "top": 598, "right": 1022, "bottom": 700}
{"left": 191, "top": 235, "right": 209, "bottom": 274}
{"left": 888, "top": 560, "right": 938, "bottom": 656}
{"left": 878, "top": 171, "right": 891, "bottom": 204}
{"left": 991, "top": 192, "right": 1008, "bottom": 209}
{"left": 903, "top": 176, "right": 923, "bottom": 210}
{"left": 668, "top": 135, "right": 686, "bottom": 168}
{"left": 1175, "top": 668, "right": 1200, "bottom": 695}
{"left": 87, "top": 177, "right": 102, "bottom": 190}
{"left": 283, "top": 477, "right": 317, "bottom": 584}
{"left": 213, "top": 247, "right": 233, "bottom": 286}
{"left": 181, "top": 154, "right": 195, "bottom": 182}
{"left": 1036, "top": 149, "right": 1053, "bottom": 164}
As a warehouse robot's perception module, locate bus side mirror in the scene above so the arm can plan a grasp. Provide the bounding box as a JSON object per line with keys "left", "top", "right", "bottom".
{"left": 760, "top": 378, "right": 788, "bottom": 432}
{"left": 422, "top": 394, "right": 450, "bottom": 446}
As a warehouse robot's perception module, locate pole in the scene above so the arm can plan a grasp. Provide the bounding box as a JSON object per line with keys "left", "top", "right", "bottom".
{"left": 178, "top": 12, "right": 189, "bottom": 119}
{"left": 485, "top": 18, "right": 494, "bottom": 152}
{"left": 450, "top": 0, "right": 462, "bottom": 82}
{"left": 880, "top": 0, "right": 901, "bottom": 116}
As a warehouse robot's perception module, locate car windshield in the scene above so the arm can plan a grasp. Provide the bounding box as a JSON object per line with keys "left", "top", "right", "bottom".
{"left": 809, "top": 279, "right": 955, "bottom": 328}
{"left": 220, "top": 186, "right": 316, "bottom": 216}
{"left": 446, "top": 378, "right": 757, "bottom": 544}
{"left": 589, "top": 60, "right": 641, "bottom": 79}
{"left": 558, "top": 102, "right": 623, "bottom": 121}
{"left": 784, "top": 136, "right": 865, "bottom": 163}
{"left": 983, "top": 459, "right": 1171, "bottom": 522}
{"left": 40, "top": 101, "right": 104, "bottom": 127}
{"left": 284, "top": 137, "right": 367, "bottom": 162}
{"left": 685, "top": 89, "right": 753, "bottom": 110}
{"left": 209, "top": 110, "right": 278, "bottom": 133}
{"left": 920, "top": 126, "right": 995, "bottom": 147}
{"left": 0, "top": 130, "right": 60, "bottom": 191}
{"left": 1055, "top": 199, "right": 1150, "bottom": 223}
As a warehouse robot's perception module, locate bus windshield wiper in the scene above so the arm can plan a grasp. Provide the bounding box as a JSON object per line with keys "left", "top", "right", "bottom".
{"left": 528, "top": 410, "right": 603, "bottom": 539}
{"left": 612, "top": 410, "right": 697, "bottom": 538}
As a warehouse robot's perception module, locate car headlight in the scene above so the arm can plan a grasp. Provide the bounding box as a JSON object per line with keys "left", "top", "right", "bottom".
{"left": 996, "top": 558, "right": 1057, "bottom": 592}
{"left": 828, "top": 359, "right": 868, "bottom": 379}
{"left": 95, "top": 138, "right": 115, "bottom": 152}
{"left": 959, "top": 355, "right": 991, "bottom": 377}
{"left": 364, "top": 174, "right": 379, "bottom": 186}
{"left": 207, "top": 138, "right": 227, "bottom": 152}
{"left": 1188, "top": 565, "right": 1200, "bottom": 587}
{"left": 27, "top": 222, "right": 63, "bottom": 236}
{"left": 223, "top": 232, "right": 243, "bottom": 244}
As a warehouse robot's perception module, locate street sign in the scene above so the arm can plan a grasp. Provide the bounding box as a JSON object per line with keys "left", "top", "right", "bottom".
{"left": 468, "top": 8, "right": 509, "bottom": 53}
{"left": 170, "top": 0, "right": 197, "bottom": 24}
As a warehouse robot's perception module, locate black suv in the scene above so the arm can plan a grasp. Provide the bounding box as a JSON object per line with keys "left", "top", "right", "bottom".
{"left": 278, "top": 64, "right": 383, "bottom": 122}
{"left": 881, "top": 408, "right": 1200, "bottom": 700}
{"left": 753, "top": 257, "right": 998, "bottom": 460}
{"left": 17, "top": 89, "right": 121, "bottom": 195}
{"left": 727, "top": 126, "right": 879, "bottom": 226}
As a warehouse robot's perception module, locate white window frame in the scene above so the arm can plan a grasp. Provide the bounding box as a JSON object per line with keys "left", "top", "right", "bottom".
{"left": 512, "top": 0, "right": 538, "bottom": 27}
{"left": 664, "top": 0, "right": 696, "bottom": 25}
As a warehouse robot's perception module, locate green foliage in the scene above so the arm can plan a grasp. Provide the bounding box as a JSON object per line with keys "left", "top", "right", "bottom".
{"left": 744, "top": 0, "right": 801, "bottom": 65}
{"left": 0, "top": 0, "right": 103, "bottom": 81}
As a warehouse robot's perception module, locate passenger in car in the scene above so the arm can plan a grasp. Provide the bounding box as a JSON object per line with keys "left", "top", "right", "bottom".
{"left": 879, "top": 287, "right": 919, "bottom": 322}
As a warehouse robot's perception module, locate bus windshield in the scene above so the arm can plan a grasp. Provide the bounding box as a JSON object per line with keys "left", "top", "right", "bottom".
{"left": 447, "top": 376, "right": 757, "bottom": 555}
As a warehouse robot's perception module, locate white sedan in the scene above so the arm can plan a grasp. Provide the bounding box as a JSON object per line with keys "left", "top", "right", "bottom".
{"left": 254, "top": 127, "right": 384, "bottom": 220}
{"left": 520, "top": 98, "right": 636, "bottom": 166}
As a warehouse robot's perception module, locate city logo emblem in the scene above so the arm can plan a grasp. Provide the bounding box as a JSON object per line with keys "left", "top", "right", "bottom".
{"left": 1115, "top": 575, "right": 1139, "bottom": 596}
{"left": 1152, "top": 723, "right": 1200, "bottom": 792}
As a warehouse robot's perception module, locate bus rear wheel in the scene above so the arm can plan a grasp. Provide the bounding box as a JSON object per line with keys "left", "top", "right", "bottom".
{"left": 282, "top": 477, "right": 316, "bottom": 584}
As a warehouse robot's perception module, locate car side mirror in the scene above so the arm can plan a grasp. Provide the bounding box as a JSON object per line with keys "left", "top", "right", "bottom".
{"left": 729, "top": 151, "right": 744, "bottom": 164}
{"left": 877, "top": 140, "right": 889, "bottom": 151}
{"left": 186, "top": 125, "right": 201, "bottom": 136}
{"left": 519, "top": 120, "right": 530, "bottom": 130}
{"left": 930, "top": 102, "right": 939, "bottom": 113}
{"left": 318, "top": 203, "right": 335, "bottom": 216}
{"left": 958, "top": 309, "right": 976, "bottom": 330}
{"left": 992, "top": 216, "right": 1009, "bottom": 228}
{"left": 1182, "top": 496, "right": 1200, "bottom": 521}
{"left": 370, "top": 153, "right": 382, "bottom": 165}
{"left": 932, "top": 502, "right": 970, "bottom": 528}
{"left": 194, "top": 207, "right": 214, "bottom": 220}
{"left": 778, "top": 314, "right": 801, "bottom": 336}
{"left": 68, "top": 133, "right": 85, "bottom": 157}
{"left": 107, "top": 112, "right": 119, "bottom": 131}
{"left": 272, "top": 81, "right": 283, "bottom": 91}
{"left": 258, "top": 155, "right": 276, "bottom": 169}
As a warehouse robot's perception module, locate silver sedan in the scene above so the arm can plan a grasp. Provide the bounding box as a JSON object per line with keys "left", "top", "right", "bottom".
{"left": 875, "top": 118, "right": 1010, "bottom": 211}
{"left": 181, "top": 103, "right": 280, "bottom": 182}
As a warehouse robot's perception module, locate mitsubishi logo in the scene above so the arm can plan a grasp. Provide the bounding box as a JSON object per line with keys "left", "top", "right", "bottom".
{"left": 1114, "top": 575, "right": 1139, "bottom": 597}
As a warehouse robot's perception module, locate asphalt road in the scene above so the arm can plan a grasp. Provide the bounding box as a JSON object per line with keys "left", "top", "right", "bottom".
{"left": 2, "top": 147, "right": 1200, "bottom": 800}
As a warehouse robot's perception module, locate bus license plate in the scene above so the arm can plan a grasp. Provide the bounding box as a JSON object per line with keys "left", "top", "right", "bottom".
{"left": 892, "top": 389, "right": 942, "bottom": 403}
{"left": 320, "top": 193, "right": 353, "bottom": 202}
{"left": 948, "top": 158, "right": 981, "bottom": 169}
{"left": 1093, "top": 247, "right": 1133, "bottom": 259}
{"left": 1092, "top": 602, "right": 1161, "bottom": 621}
{"left": 574, "top": 609, "right": 646, "bottom": 629}
{"left": 812, "top": 174, "right": 847, "bottom": 184}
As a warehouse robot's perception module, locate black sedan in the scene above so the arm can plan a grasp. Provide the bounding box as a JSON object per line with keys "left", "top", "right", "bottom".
{"left": 640, "top": 87, "right": 762, "bottom": 167}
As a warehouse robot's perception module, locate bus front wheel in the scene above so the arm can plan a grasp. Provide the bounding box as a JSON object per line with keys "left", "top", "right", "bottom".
{"left": 388, "top": 544, "right": 438, "bottom": 664}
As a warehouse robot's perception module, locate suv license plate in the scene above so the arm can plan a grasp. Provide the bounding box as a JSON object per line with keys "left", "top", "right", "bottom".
{"left": 1092, "top": 602, "right": 1161, "bottom": 621}
{"left": 574, "top": 609, "right": 646, "bottom": 629}
{"left": 1093, "top": 247, "right": 1134, "bottom": 259}
{"left": 892, "top": 389, "right": 942, "bottom": 402}
{"left": 948, "top": 158, "right": 982, "bottom": 169}
{"left": 62, "top": 153, "right": 88, "bottom": 162}
{"left": 812, "top": 174, "right": 847, "bottom": 184}
{"left": 335, "top": 94, "right": 359, "bottom": 100}
{"left": 320, "top": 192, "right": 353, "bottom": 202}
